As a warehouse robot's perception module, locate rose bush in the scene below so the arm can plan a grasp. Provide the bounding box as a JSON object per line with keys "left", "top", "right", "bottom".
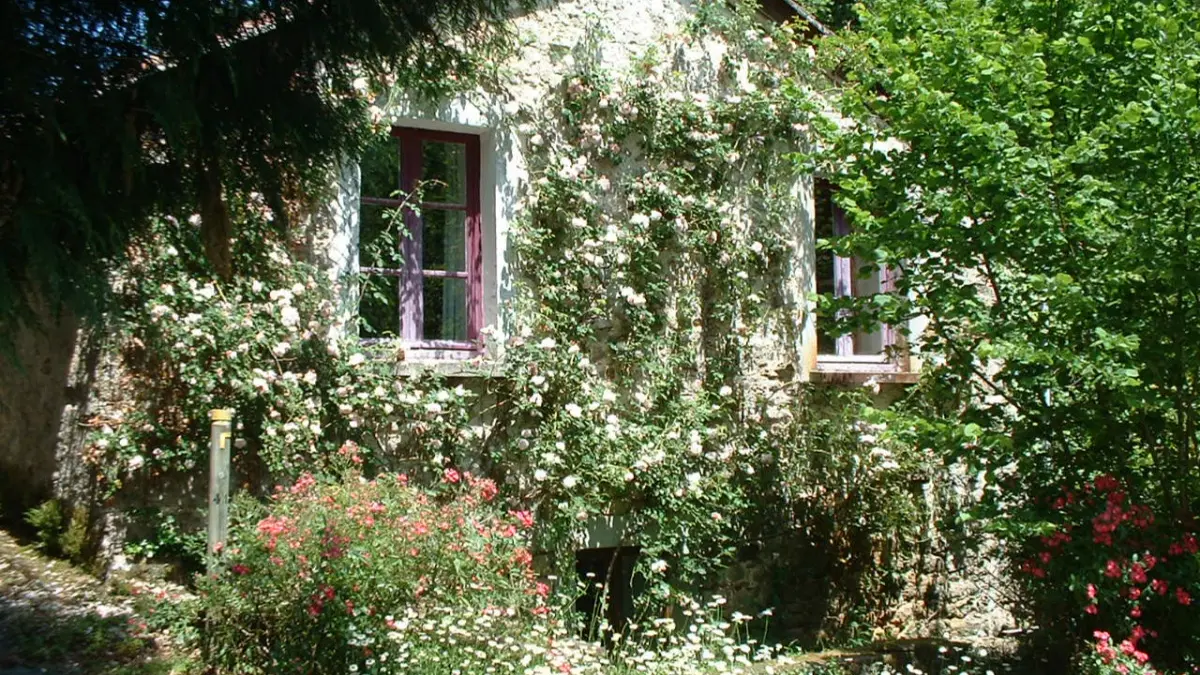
{"left": 199, "top": 451, "right": 551, "bottom": 674}
{"left": 1017, "top": 475, "right": 1199, "bottom": 671}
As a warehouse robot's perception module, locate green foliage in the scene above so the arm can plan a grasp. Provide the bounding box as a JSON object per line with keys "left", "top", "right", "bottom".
{"left": 123, "top": 511, "right": 207, "bottom": 569}
{"left": 1012, "top": 475, "right": 1200, "bottom": 669}
{"left": 816, "top": 0, "right": 1200, "bottom": 664}
{"left": 0, "top": 0, "right": 518, "bottom": 349}
{"left": 0, "top": 609, "right": 160, "bottom": 675}
{"left": 91, "top": 197, "right": 346, "bottom": 489}
{"left": 23, "top": 499, "right": 91, "bottom": 564}
{"left": 26, "top": 499, "right": 66, "bottom": 556}
{"left": 61, "top": 504, "right": 93, "bottom": 565}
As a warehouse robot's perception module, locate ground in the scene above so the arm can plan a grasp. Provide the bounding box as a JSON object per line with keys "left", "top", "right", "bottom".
{"left": 0, "top": 529, "right": 192, "bottom": 675}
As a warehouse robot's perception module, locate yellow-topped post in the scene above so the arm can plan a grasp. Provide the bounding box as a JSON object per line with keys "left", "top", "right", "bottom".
{"left": 207, "top": 409, "right": 233, "bottom": 562}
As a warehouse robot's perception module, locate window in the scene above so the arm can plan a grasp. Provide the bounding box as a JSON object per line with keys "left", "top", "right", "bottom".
{"left": 814, "top": 180, "right": 906, "bottom": 373}
{"left": 358, "top": 127, "right": 483, "bottom": 352}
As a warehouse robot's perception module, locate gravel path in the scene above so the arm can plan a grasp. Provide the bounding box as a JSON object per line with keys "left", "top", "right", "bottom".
{"left": 0, "top": 528, "right": 188, "bottom": 675}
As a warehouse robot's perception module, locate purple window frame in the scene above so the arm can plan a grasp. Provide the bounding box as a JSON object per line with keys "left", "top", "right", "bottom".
{"left": 360, "top": 127, "right": 484, "bottom": 351}
{"left": 820, "top": 180, "right": 899, "bottom": 359}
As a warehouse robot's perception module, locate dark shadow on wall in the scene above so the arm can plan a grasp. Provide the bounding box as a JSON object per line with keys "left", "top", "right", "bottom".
{"left": 0, "top": 290, "right": 107, "bottom": 528}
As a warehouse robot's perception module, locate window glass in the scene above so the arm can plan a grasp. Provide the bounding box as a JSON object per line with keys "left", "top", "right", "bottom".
{"left": 421, "top": 141, "right": 467, "bottom": 204}
{"left": 814, "top": 182, "right": 837, "bottom": 354}
{"left": 421, "top": 210, "right": 466, "bottom": 272}
{"left": 421, "top": 277, "right": 469, "bottom": 341}
{"left": 360, "top": 205, "right": 407, "bottom": 269}
{"left": 359, "top": 274, "right": 399, "bottom": 340}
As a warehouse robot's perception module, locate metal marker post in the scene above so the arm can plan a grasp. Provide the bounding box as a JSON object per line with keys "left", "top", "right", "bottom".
{"left": 207, "top": 409, "right": 233, "bottom": 562}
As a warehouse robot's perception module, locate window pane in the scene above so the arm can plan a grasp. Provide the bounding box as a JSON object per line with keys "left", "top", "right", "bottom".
{"left": 814, "top": 181, "right": 835, "bottom": 240}
{"left": 421, "top": 141, "right": 467, "bottom": 204}
{"left": 361, "top": 136, "right": 400, "bottom": 200}
{"left": 421, "top": 276, "right": 468, "bottom": 341}
{"left": 359, "top": 274, "right": 399, "bottom": 339}
{"left": 815, "top": 182, "right": 837, "bottom": 354}
{"left": 360, "top": 205, "right": 407, "bottom": 269}
{"left": 421, "top": 209, "right": 466, "bottom": 272}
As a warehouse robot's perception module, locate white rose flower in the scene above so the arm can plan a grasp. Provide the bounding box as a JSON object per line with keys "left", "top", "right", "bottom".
{"left": 649, "top": 559, "right": 668, "bottom": 574}
{"left": 280, "top": 305, "right": 300, "bottom": 328}
{"left": 534, "top": 469, "right": 549, "bottom": 482}
{"left": 538, "top": 337, "right": 557, "bottom": 350}
{"left": 348, "top": 353, "right": 366, "bottom": 366}
{"left": 564, "top": 403, "right": 583, "bottom": 418}
{"left": 561, "top": 475, "right": 579, "bottom": 489}
{"left": 272, "top": 341, "right": 290, "bottom": 357}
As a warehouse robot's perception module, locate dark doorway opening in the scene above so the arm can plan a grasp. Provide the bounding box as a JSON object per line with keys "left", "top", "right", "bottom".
{"left": 574, "top": 546, "right": 641, "bottom": 643}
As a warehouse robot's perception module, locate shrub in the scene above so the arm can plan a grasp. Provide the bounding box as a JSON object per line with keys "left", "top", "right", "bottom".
{"left": 25, "top": 499, "right": 66, "bottom": 556}
{"left": 60, "top": 504, "right": 92, "bottom": 564}
{"left": 23, "top": 500, "right": 92, "bottom": 565}
{"left": 198, "top": 455, "right": 553, "bottom": 674}
{"left": 1016, "top": 475, "right": 1200, "bottom": 670}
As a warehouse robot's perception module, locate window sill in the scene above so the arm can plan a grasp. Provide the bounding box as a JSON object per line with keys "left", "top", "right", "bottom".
{"left": 812, "top": 356, "right": 919, "bottom": 385}
{"left": 360, "top": 341, "right": 508, "bottom": 378}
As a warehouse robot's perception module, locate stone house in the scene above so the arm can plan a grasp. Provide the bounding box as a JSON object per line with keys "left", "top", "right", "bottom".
{"left": 0, "top": 0, "right": 1010, "bottom": 644}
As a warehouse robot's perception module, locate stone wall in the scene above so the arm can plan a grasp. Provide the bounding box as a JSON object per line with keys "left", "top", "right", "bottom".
{"left": 717, "top": 464, "right": 1018, "bottom": 645}
{"left": 0, "top": 293, "right": 83, "bottom": 518}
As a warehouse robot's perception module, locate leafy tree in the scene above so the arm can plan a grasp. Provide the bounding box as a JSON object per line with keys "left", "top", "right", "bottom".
{"left": 817, "top": 0, "right": 1200, "bottom": 663}
{"left": 0, "top": 0, "right": 511, "bottom": 337}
